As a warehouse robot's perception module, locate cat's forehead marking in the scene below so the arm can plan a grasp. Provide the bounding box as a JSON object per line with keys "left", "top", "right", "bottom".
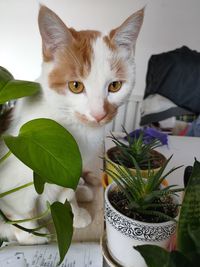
{"left": 48, "top": 30, "right": 126, "bottom": 93}
{"left": 48, "top": 29, "right": 101, "bottom": 92}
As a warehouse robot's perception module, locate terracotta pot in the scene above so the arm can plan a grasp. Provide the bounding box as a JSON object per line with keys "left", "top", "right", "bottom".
{"left": 105, "top": 183, "right": 177, "bottom": 267}
{"left": 105, "top": 146, "right": 168, "bottom": 186}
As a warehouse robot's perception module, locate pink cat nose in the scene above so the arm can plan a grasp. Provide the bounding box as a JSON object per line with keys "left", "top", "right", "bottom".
{"left": 91, "top": 111, "right": 107, "bottom": 122}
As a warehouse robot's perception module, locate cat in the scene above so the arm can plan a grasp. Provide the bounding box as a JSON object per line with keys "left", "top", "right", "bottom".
{"left": 0, "top": 5, "right": 144, "bottom": 244}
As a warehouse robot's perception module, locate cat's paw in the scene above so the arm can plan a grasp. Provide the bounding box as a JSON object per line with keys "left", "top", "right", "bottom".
{"left": 76, "top": 185, "right": 94, "bottom": 203}
{"left": 82, "top": 171, "right": 101, "bottom": 186}
{"left": 15, "top": 227, "right": 49, "bottom": 245}
{"left": 73, "top": 208, "right": 92, "bottom": 228}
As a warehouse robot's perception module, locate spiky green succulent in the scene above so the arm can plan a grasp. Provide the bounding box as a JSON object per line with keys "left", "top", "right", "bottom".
{"left": 109, "top": 129, "right": 162, "bottom": 169}
{"left": 106, "top": 155, "right": 183, "bottom": 222}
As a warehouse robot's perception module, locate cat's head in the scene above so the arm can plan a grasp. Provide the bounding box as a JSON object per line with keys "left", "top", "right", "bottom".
{"left": 38, "top": 6, "right": 144, "bottom": 127}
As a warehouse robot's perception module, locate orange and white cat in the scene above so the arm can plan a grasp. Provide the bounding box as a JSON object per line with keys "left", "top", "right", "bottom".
{"left": 0, "top": 6, "right": 144, "bottom": 244}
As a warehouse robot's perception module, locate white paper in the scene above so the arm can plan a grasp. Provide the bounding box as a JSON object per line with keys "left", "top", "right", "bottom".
{"left": 0, "top": 242, "right": 103, "bottom": 267}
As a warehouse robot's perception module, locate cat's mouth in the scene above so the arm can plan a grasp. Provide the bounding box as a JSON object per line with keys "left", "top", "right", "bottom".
{"left": 75, "top": 109, "right": 117, "bottom": 127}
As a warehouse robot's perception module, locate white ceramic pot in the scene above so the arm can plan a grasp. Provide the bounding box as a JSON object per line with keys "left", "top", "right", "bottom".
{"left": 105, "top": 183, "right": 177, "bottom": 267}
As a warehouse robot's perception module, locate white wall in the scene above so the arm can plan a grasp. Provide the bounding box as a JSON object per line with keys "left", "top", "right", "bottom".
{"left": 0, "top": 0, "right": 200, "bottom": 96}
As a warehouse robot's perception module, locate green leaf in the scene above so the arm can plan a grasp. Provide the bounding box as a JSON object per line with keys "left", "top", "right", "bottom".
{"left": 177, "top": 159, "right": 200, "bottom": 254}
{"left": 50, "top": 201, "right": 73, "bottom": 265}
{"left": 135, "top": 245, "right": 191, "bottom": 267}
{"left": 3, "top": 118, "right": 82, "bottom": 189}
{"left": 188, "top": 227, "right": 200, "bottom": 252}
{"left": 0, "top": 80, "right": 40, "bottom": 104}
{"left": 168, "top": 251, "right": 192, "bottom": 267}
{"left": 135, "top": 245, "right": 170, "bottom": 267}
{"left": 33, "top": 172, "right": 45, "bottom": 194}
{"left": 0, "top": 66, "right": 13, "bottom": 89}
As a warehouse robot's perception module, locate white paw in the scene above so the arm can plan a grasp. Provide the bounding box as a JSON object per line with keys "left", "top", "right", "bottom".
{"left": 83, "top": 172, "right": 101, "bottom": 186}
{"left": 76, "top": 185, "right": 94, "bottom": 203}
{"left": 73, "top": 208, "right": 92, "bottom": 228}
{"left": 15, "top": 227, "right": 49, "bottom": 245}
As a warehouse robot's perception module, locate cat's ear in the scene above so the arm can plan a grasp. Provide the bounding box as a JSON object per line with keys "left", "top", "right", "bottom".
{"left": 110, "top": 8, "right": 144, "bottom": 52}
{"left": 38, "top": 5, "right": 73, "bottom": 60}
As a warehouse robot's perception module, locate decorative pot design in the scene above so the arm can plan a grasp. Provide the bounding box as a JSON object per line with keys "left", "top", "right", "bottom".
{"left": 105, "top": 183, "right": 177, "bottom": 267}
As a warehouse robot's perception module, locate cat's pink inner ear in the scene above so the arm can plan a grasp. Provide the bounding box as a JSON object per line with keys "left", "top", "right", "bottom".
{"left": 110, "top": 8, "right": 144, "bottom": 50}
{"left": 38, "top": 5, "right": 73, "bottom": 61}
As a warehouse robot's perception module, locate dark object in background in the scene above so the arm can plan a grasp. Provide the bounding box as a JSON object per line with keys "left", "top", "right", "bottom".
{"left": 144, "top": 46, "right": 200, "bottom": 114}
{"left": 184, "top": 166, "right": 193, "bottom": 187}
{"left": 0, "top": 102, "right": 15, "bottom": 135}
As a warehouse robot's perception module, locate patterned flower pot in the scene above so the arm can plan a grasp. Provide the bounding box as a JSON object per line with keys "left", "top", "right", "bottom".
{"left": 105, "top": 183, "right": 177, "bottom": 267}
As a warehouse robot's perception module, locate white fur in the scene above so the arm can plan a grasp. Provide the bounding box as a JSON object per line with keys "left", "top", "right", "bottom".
{"left": 0, "top": 6, "right": 143, "bottom": 244}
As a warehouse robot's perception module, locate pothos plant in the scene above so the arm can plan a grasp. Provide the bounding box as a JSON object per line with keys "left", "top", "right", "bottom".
{"left": 0, "top": 66, "right": 81, "bottom": 264}
{"left": 135, "top": 159, "right": 200, "bottom": 267}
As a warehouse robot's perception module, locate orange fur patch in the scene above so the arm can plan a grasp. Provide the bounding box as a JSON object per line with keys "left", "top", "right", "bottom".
{"left": 48, "top": 29, "right": 100, "bottom": 93}
{"left": 102, "top": 100, "right": 118, "bottom": 124}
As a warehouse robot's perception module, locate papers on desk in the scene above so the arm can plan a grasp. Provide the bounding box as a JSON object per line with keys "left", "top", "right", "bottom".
{"left": 0, "top": 242, "right": 103, "bottom": 267}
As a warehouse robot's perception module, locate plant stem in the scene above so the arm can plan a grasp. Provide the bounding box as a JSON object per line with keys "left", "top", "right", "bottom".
{"left": 11, "top": 223, "right": 51, "bottom": 237}
{"left": 0, "top": 209, "right": 52, "bottom": 238}
{"left": 0, "top": 182, "right": 33, "bottom": 198}
{"left": 7, "top": 204, "right": 51, "bottom": 224}
{"left": 0, "top": 151, "right": 11, "bottom": 164}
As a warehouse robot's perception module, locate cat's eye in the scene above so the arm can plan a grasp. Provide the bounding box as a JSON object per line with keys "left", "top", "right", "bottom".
{"left": 108, "top": 81, "right": 122, "bottom": 93}
{"left": 68, "top": 81, "right": 85, "bottom": 94}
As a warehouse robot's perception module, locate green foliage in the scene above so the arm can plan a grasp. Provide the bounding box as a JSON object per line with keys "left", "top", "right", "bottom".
{"left": 0, "top": 67, "right": 82, "bottom": 263}
{"left": 4, "top": 118, "right": 82, "bottom": 189}
{"left": 109, "top": 129, "right": 162, "bottom": 169}
{"left": 50, "top": 201, "right": 73, "bottom": 265}
{"left": 33, "top": 172, "right": 45, "bottom": 194}
{"left": 1, "top": 117, "right": 82, "bottom": 263}
{"left": 177, "top": 159, "right": 200, "bottom": 254}
{"left": 135, "top": 159, "right": 200, "bottom": 267}
{"left": 0, "top": 66, "right": 40, "bottom": 104}
{"left": 135, "top": 245, "right": 191, "bottom": 267}
{"left": 106, "top": 155, "right": 183, "bottom": 222}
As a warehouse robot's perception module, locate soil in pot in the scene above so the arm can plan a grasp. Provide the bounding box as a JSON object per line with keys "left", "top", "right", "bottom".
{"left": 108, "top": 188, "right": 179, "bottom": 223}
{"left": 107, "top": 146, "right": 166, "bottom": 170}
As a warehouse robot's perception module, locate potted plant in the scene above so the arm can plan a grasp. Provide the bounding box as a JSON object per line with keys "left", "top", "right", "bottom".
{"left": 135, "top": 159, "right": 200, "bottom": 267}
{"left": 0, "top": 67, "right": 83, "bottom": 265}
{"left": 104, "top": 156, "right": 183, "bottom": 267}
{"left": 105, "top": 127, "right": 168, "bottom": 185}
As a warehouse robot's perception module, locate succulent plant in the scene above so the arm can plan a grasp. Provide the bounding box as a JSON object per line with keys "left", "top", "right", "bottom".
{"left": 135, "top": 159, "right": 200, "bottom": 267}
{"left": 106, "top": 155, "right": 183, "bottom": 223}
{"left": 109, "top": 128, "right": 164, "bottom": 169}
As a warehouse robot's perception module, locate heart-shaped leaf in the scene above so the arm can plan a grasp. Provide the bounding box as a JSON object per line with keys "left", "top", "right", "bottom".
{"left": 135, "top": 245, "right": 169, "bottom": 267}
{"left": 4, "top": 118, "right": 82, "bottom": 189}
{"left": 0, "top": 80, "right": 41, "bottom": 104}
{"left": 50, "top": 201, "right": 73, "bottom": 264}
{"left": 0, "top": 67, "right": 40, "bottom": 104}
{"left": 0, "top": 66, "right": 13, "bottom": 88}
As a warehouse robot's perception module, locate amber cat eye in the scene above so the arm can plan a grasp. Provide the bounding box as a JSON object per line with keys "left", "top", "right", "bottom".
{"left": 108, "top": 81, "right": 122, "bottom": 93}
{"left": 68, "top": 81, "right": 85, "bottom": 94}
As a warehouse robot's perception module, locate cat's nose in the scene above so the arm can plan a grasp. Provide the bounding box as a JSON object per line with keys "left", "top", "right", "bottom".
{"left": 91, "top": 110, "right": 107, "bottom": 122}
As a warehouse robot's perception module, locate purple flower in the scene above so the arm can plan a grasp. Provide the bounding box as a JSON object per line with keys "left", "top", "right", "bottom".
{"left": 124, "top": 127, "right": 168, "bottom": 146}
